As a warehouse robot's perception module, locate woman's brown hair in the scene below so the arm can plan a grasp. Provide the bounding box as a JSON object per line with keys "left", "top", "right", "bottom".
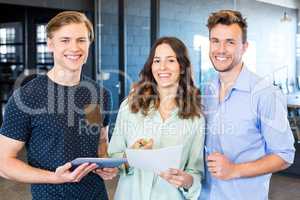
{"left": 128, "top": 36, "right": 201, "bottom": 119}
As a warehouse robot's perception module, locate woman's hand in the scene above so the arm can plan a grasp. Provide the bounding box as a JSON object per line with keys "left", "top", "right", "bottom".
{"left": 159, "top": 168, "right": 193, "bottom": 189}
{"left": 131, "top": 138, "right": 153, "bottom": 149}
{"left": 94, "top": 167, "right": 119, "bottom": 180}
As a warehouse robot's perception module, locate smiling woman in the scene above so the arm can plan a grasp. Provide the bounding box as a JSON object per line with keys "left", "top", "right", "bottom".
{"left": 108, "top": 36, "right": 205, "bottom": 200}
{"left": 151, "top": 43, "right": 180, "bottom": 90}
{"left": 129, "top": 36, "right": 201, "bottom": 119}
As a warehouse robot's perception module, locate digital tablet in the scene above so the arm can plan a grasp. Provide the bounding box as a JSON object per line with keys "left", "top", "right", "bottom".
{"left": 71, "top": 157, "right": 127, "bottom": 169}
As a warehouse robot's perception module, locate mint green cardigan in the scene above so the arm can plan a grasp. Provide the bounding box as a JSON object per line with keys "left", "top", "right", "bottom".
{"left": 108, "top": 99, "right": 205, "bottom": 200}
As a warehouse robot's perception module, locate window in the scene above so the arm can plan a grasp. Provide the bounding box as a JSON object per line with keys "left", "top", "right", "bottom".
{"left": 36, "top": 24, "right": 53, "bottom": 73}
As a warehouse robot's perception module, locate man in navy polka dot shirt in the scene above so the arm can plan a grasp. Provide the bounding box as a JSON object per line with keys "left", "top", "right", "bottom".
{"left": 0, "top": 11, "right": 118, "bottom": 200}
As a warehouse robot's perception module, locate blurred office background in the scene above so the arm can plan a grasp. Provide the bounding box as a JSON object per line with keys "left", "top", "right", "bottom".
{"left": 0, "top": 0, "right": 300, "bottom": 199}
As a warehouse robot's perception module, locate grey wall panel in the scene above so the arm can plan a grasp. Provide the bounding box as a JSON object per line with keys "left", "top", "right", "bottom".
{"left": 0, "top": 0, "right": 93, "bottom": 11}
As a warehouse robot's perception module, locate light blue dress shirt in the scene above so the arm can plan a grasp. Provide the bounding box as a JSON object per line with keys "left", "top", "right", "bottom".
{"left": 199, "top": 67, "right": 295, "bottom": 200}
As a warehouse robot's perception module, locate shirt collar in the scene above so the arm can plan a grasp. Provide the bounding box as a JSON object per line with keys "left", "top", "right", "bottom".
{"left": 148, "top": 103, "right": 179, "bottom": 122}
{"left": 214, "top": 65, "right": 251, "bottom": 93}
{"left": 231, "top": 66, "right": 251, "bottom": 92}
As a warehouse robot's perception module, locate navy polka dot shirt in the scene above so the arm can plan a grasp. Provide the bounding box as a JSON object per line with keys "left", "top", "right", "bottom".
{"left": 0, "top": 75, "right": 111, "bottom": 200}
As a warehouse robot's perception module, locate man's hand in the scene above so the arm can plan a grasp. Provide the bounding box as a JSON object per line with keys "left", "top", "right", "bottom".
{"left": 54, "top": 162, "right": 98, "bottom": 183}
{"left": 207, "top": 152, "right": 238, "bottom": 180}
{"left": 94, "top": 167, "right": 119, "bottom": 180}
{"left": 159, "top": 168, "right": 193, "bottom": 189}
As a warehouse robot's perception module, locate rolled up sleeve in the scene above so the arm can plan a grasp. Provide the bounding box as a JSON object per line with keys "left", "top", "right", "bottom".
{"left": 179, "top": 117, "right": 205, "bottom": 200}
{"left": 258, "top": 87, "right": 295, "bottom": 164}
{"left": 108, "top": 100, "right": 134, "bottom": 175}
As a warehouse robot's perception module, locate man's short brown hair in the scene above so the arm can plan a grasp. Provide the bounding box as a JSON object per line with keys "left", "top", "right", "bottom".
{"left": 46, "top": 11, "right": 94, "bottom": 42}
{"left": 207, "top": 10, "right": 247, "bottom": 43}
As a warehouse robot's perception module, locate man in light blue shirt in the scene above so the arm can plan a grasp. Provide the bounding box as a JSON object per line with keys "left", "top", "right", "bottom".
{"left": 199, "top": 10, "right": 295, "bottom": 200}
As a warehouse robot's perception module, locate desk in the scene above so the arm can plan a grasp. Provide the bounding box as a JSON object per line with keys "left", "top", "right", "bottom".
{"left": 285, "top": 92, "right": 300, "bottom": 175}
{"left": 288, "top": 104, "right": 300, "bottom": 109}
{"left": 287, "top": 96, "right": 300, "bottom": 142}
{"left": 288, "top": 92, "right": 300, "bottom": 108}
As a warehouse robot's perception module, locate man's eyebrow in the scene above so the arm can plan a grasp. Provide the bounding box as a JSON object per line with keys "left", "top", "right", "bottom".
{"left": 226, "top": 38, "right": 236, "bottom": 42}
{"left": 209, "top": 37, "right": 236, "bottom": 42}
{"left": 58, "top": 37, "right": 70, "bottom": 39}
{"left": 77, "top": 37, "right": 88, "bottom": 40}
{"left": 57, "top": 37, "right": 88, "bottom": 40}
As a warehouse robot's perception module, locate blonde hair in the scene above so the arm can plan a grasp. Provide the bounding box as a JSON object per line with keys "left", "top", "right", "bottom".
{"left": 46, "top": 11, "right": 94, "bottom": 41}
